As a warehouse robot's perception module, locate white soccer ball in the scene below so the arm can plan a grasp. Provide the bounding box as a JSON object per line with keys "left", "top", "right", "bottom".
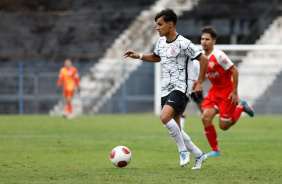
{"left": 110, "top": 146, "right": 131, "bottom": 167}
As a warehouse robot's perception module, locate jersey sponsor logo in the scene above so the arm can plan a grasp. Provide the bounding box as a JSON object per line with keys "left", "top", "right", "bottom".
{"left": 223, "top": 114, "right": 229, "bottom": 117}
{"left": 207, "top": 71, "right": 219, "bottom": 78}
{"left": 209, "top": 62, "right": 215, "bottom": 68}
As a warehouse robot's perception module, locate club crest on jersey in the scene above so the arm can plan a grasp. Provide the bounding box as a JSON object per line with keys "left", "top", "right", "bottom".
{"left": 209, "top": 62, "right": 215, "bottom": 68}
{"left": 170, "top": 46, "right": 178, "bottom": 55}
{"left": 167, "top": 46, "right": 180, "bottom": 57}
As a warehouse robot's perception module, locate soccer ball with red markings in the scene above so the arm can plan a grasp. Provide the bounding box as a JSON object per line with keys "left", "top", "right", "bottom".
{"left": 110, "top": 146, "right": 131, "bottom": 167}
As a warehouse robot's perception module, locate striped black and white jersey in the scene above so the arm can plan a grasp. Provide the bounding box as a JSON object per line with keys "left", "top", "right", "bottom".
{"left": 154, "top": 35, "right": 202, "bottom": 97}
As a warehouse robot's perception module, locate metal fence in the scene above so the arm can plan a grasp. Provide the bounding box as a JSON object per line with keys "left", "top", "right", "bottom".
{"left": 1, "top": 62, "right": 282, "bottom": 115}
{"left": 0, "top": 62, "right": 155, "bottom": 114}
{"left": 0, "top": 62, "right": 89, "bottom": 114}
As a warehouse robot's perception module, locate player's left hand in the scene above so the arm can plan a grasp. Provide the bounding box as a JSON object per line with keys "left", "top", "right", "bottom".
{"left": 228, "top": 91, "right": 240, "bottom": 106}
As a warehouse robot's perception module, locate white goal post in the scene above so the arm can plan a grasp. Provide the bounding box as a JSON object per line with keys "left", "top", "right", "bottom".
{"left": 154, "top": 44, "right": 282, "bottom": 115}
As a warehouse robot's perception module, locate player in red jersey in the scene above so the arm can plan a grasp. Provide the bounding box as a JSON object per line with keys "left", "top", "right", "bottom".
{"left": 198, "top": 26, "right": 254, "bottom": 157}
{"left": 57, "top": 59, "right": 80, "bottom": 118}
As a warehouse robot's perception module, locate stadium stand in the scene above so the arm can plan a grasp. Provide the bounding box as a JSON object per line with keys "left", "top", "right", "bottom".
{"left": 50, "top": 0, "right": 201, "bottom": 115}
{"left": 177, "top": 0, "right": 282, "bottom": 44}
{"left": 175, "top": 0, "right": 282, "bottom": 114}
{"left": 0, "top": 0, "right": 157, "bottom": 114}
{"left": 0, "top": 0, "right": 156, "bottom": 62}
{"left": 1, "top": 0, "right": 282, "bottom": 114}
{"left": 238, "top": 16, "right": 282, "bottom": 114}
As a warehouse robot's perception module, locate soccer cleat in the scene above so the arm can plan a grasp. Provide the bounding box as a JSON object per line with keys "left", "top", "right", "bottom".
{"left": 240, "top": 100, "right": 254, "bottom": 117}
{"left": 207, "top": 150, "right": 222, "bottom": 157}
{"left": 191, "top": 152, "right": 207, "bottom": 170}
{"left": 179, "top": 151, "right": 190, "bottom": 166}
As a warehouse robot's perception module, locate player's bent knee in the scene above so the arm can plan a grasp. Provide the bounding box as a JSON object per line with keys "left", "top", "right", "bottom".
{"left": 201, "top": 114, "right": 205, "bottom": 121}
{"left": 160, "top": 114, "right": 169, "bottom": 124}
{"left": 219, "top": 123, "right": 229, "bottom": 131}
{"left": 201, "top": 114, "right": 211, "bottom": 125}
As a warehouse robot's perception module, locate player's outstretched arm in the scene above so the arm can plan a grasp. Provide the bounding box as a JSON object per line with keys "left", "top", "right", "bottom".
{"left": 124, "top": 51, "right": 161, "bottom": 63}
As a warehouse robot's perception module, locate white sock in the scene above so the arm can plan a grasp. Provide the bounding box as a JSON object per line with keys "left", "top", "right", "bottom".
{"left": 180, "top": 116, "right": 185, "bottom": 130}
{"left": 164, "top": 119, "right": 187, "bottom": 152}
{"left": 181, "top": 129, "right": 202, "bottom": 157}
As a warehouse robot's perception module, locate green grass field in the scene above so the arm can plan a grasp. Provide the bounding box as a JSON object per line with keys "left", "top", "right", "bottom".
{"left": 0, "top": 114, "right": 281, "bottom": 184}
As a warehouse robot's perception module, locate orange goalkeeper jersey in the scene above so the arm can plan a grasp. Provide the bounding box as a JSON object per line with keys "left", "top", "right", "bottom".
{"left": 57, "top": 66, "right": 80, "bottom": 90}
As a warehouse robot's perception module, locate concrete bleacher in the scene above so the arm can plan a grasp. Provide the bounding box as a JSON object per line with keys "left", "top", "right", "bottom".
{"left": 50, "top": 0, "right": 201, "bottom": 115}
{"left": 1, "top": 0, "right": 282, "bottom": 114}
{"left": 238, "top": 16, "right": 282, "bottom": 114}
{"left": 0, "top": 0, "right": 157, "bottom": 114}
{"left": 49, "top": 0, "right": 282, "bottom": 115}
{"left": 177, "top": 0, "right": 282, "bottom": 44}
{"left": 0, "top": 0, "right": 156, "bottom": 62}
{"left": 175, "top": 0, "right": 282, "bottom": 115}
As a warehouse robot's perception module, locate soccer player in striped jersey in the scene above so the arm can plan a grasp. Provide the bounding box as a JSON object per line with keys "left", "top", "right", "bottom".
{"left": 199, "top": 26, "right": 254, "bottom": 157}
{"left": 57, "top": 59, "right": 80, "bottom": 119}
{"left": 124, "top": 9, "right": 209, "bottom": 169}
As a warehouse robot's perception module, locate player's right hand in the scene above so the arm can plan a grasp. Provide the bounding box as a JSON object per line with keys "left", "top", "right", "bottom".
{"left": 194, "top": 82, "right": 203, "bottom": 98}
{"left": 228, "top": 91, "right": 240, "bottom": 106}
{"left": 123, "top": 51, "right": 139, "bottom": 59}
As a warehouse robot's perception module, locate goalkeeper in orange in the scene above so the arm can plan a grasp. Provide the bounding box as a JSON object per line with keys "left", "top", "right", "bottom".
{"left": 57, "top": 59, "right": 80, "bottom": 118}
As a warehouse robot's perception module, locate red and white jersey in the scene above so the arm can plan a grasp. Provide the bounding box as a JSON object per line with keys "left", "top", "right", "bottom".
{"left": 205, "top": 48, "right": 234, "bottom": 88}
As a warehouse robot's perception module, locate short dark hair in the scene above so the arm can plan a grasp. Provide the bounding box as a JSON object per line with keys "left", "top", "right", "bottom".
{"left": 155, "top": 8, "right": 177, "bottom": 25}
{"left": 202, "top": 26, "right": 218, "bottom": 40}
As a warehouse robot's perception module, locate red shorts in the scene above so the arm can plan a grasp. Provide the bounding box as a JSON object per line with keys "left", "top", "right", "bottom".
{"left": 202, "top": 86, "right": 236, "bottom": 121}
{"left": 63, "top": 89, "right": 75, "bottom": 98}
